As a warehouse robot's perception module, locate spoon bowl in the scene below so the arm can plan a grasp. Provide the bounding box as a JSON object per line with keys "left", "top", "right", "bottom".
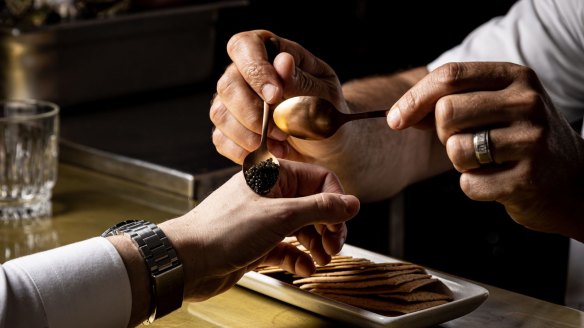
{"left": 243, "top": 101, "right": 280, "bottom": 195}
{"left": 273, "top": 96, "right": 388, "bottom": 140}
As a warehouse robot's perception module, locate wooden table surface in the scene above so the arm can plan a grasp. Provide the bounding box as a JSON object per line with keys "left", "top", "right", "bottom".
{"left": 1, "top": 163, "right": 582, "bottom": 328}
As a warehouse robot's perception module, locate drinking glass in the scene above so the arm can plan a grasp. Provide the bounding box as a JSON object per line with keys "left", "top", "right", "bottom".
{"left": 0, "top": 99, "right": 59, "bottom": 220}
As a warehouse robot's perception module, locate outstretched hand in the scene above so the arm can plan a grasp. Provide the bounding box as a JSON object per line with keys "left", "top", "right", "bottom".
{"left": 160, "top": 159, "right": 360, "bottom": 301}
{"left": 388, "top": 62, "right": 584, "bottom": 240}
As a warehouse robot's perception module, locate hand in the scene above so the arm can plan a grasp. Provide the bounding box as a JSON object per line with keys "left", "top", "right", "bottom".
{"left": 210, "top": 29, "right": 349, "bottom": 166}
{"left": 160, "top": 159, "right": 360, "bottom": 301}
{"left": 388, "top": 61, "right": 584, "bottom": 240}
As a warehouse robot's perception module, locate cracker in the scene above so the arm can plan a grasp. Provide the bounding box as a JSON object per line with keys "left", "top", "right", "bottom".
{"left": 306, "top": 277, "right": 440, "bottom": 295}
{"left": 253, "top": 237, "right": 454, "bottom": 317}
{"left": 292, "top": 268, "right": 423, "bottom": 285}
{"left": 301, "top": 263, "right": 425, "bottom": 278}
{"left": 298, "top": 273, "right": 431, "bottom": 290}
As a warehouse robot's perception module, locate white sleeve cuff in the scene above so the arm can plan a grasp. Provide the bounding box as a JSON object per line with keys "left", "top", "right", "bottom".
{"left": 1, "top": 237, "right": 132, "bottom": 328}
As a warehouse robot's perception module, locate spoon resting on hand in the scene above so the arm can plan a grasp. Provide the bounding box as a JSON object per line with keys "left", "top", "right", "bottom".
{"left": 272, "top": 96, "right": 389, "bottom": 140}
{"left": 242, "top": 101, "right": 280, "bottom": 195}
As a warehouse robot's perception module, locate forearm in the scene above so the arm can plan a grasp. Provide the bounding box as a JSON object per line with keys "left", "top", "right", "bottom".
{"left": 318, "top": 67, "right": 451, "bottom": 201}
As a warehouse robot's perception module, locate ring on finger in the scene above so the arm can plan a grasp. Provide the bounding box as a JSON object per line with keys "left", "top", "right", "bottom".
{"left": 473, "top": 129, "right": 494, "bottom": 165}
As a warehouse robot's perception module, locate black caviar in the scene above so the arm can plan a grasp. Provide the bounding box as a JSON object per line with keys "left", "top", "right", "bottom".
{"left": 244, "top": 158, "right": 280, "bottom": 195}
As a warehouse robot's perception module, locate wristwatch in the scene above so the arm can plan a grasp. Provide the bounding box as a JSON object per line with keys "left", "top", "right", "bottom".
{"left": 102, "top": 220, "right": 184, "bottom": 324}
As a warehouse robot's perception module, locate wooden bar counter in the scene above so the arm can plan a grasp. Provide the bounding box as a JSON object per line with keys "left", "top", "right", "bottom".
{"left": 1, "top": 163, "right": 583, "bottom": 327}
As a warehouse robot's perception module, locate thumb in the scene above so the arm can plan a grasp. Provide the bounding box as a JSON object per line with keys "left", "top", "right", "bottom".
{"left": 278, "top": 193, "right": 360, "bottom": 232}
{"left": 273, "top": 52, "right": 334, "bottom": 99}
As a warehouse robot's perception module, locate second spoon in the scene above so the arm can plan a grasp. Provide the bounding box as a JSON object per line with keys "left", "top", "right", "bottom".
{"left": 273, "top": 96, "right": 388, "bottom": 140}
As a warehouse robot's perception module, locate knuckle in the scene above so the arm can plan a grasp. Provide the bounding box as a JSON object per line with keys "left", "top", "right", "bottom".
{"left": 296, "top": 71, "right": 317, "bottom": 93}
{"left": 445, "top": 136, "right": 467, "bottom": 167}
{"left": 209, "top": 100, "right": 227, "bottom": 126}
{"left": 242, "top": 63, "right": 270, "bottom": 90}
{"left": 243, "top": 129, "right": 260, "bottom": 150}
{"left": 435, "top": 62, "right": 465, "bottom": 86}
{"left": 226, "top": 32, "right": 249, "bottom": 55}
{"left": 524, "top": 126, "right": 546, "bottom": 154}
{"left": 399, "top": 89, "right": 419, "bottom": 112}
{"left": 459, "top": 174, "right": 489, "bottom": 201}
{"left": 314, "top": 194, "right": 336, "bottom": 213}
{"left": 243, "top": 62, "right": 263, "bottom": 81}
{"left": 211, "top": 126, "right": 223, "bottom": 148}
{"left": 434, "top": 96, "right": 456, "bottom": 126}
{"left": 212, "top": 128, "right": 247, "bottom": 164}
{"left": 519, "top": 90, "right": 541, "bottom": 107}
{"left": 516, "top": 65, "right": 538, "bottom": 83}
{"left": 517, "top": 90, "right": 546, "bottom": 119}
{"left": 216, "top": 67, "right": 237, "bottom": 96}
{"left": 459, "top": 174, "right": 477, "bottom": 199}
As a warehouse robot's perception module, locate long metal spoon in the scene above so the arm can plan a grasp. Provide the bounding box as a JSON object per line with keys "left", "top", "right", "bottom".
{"left": 273, "top": 96, "right": 388, "bottom": 140}
{"left": 242, "top": 101, "right": 280, "bottom": 195}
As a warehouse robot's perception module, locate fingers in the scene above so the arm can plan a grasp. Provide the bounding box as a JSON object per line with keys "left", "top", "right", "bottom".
{"left": 388, "top": 62, "right": 520, "bottom": 130}
{"left": 267, "top": 193, "right": 358, "bottom": 264}
{"left": 458, "top": 160, "right": 537, "bottom": 202}
{"left": 273, "top": 52, "right": 339, "bottom": 101}
{"left": 212, "top": 63, "right": 289, "bottom": 163}
{"left": 434, "top": 89, "right": 531, "bottom": 144}
{"left": 321, "top": 222, "right": 348, "bottom": 255}
{"left": 294, "top": 222, "right": 348, "bottom": 266}
{"left": 432, "top": 74, "right": 547, "bottom": 173}
{"left": 446, "top": 125, "right": 542, "bottom": 172}
{"left": 274, "top": 159, "right": 349, "bottom": 197}
{"left": 215, "top": 64, "right": 264, "bottom": 136}
{"left": 226, "top": 30, "right": 341, "bottom": 104}
{"left": 261, "top": 242, "right": 316, "bottom": 277}
{"left": 296, "top": 225, "right": 331, "bottom": 265}
{"left": 226, "top": 30, "right": 284, "bottom": 103}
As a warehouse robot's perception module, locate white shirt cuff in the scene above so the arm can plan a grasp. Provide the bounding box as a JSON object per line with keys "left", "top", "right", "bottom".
{"left": 1, "top": 237, "right": 131, "bottom": 328}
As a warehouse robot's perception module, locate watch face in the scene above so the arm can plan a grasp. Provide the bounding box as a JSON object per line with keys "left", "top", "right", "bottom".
{"left": 101, "top": 219, "right": 143, "bottom": 237}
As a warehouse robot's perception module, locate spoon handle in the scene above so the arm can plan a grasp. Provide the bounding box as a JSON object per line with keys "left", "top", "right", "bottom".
{"left": 344, "top": 109, "right": 388, "bottom": 122}
{"left": 259, "top": 101, "right": 271, "bottom": 149}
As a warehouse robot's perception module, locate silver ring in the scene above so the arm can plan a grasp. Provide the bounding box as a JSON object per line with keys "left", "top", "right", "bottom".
{"left": 473, "top": 130, "right": 494, "bottom": 165}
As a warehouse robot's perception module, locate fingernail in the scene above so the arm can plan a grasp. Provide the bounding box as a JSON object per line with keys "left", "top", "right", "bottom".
{"left": 340, "top": 232, "right": 347, "bottom": 248}
{"left": 388, "top": 108, "right": 401, "bottom": 129}
{"left": 340, "top": 195, "right": 358, "bottom": 215}
{"left": 261, "top": 84, "right": 277, "bottom": 103}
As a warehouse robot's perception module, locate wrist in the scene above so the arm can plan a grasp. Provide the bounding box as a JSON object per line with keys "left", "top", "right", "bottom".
{"left": 103, "top": 220, "right": 184, "bottom": 326}
{"left": 107, "top": 235, "right": 151, "bottom": 326}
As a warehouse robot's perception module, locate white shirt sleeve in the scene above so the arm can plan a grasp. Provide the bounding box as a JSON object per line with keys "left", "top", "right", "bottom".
{"left": 427, "top": 0, "right": 584, "bottom": 123}
{"left": 0, "top": 237, "right": 132, "bottom": 328}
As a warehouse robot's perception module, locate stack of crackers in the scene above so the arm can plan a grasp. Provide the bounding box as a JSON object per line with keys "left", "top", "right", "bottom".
{"left": 255, "top": 239, "right": 454, "bottom": 317}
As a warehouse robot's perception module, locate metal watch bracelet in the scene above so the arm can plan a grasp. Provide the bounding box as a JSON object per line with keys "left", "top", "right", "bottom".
{"left": 102, "top": 220, "right": 184, "bottom": 324}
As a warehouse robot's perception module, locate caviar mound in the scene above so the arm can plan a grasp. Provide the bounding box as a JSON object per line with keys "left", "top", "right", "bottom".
{"left": 244, "top": 158, "right": 280, "bottom": 195}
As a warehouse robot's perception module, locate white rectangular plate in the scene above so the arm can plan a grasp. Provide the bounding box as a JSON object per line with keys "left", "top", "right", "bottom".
{"left": 237, "top": 244, "right": 488, "bottom": 328}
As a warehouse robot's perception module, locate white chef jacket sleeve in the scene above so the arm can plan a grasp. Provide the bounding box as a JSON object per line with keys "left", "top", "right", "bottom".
{"left": 0, "top": 237, "right": 132, "bottom": 328}
{"left": 427, "top": 0, "right": 584, "bottom": 123}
